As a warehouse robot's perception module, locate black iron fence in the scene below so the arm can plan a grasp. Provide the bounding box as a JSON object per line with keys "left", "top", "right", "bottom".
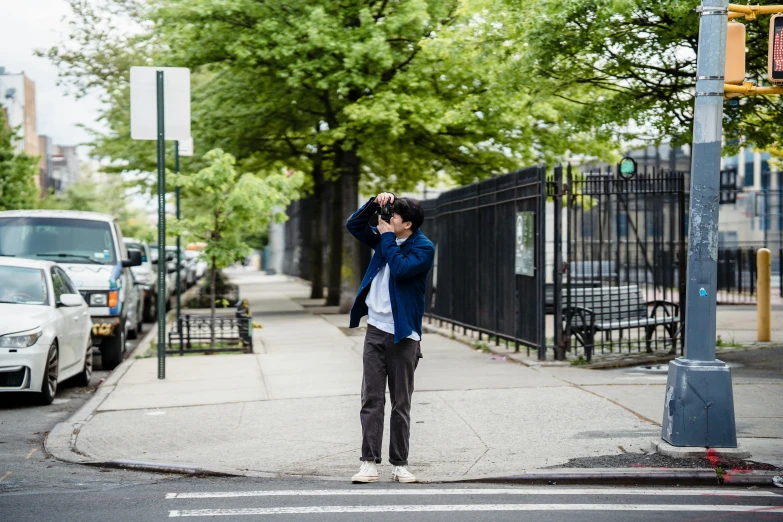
{"left": 282, "top": 193, "right": 328, "bottom": 280}
{"left": 716, "top": 246, "right": 783, "bottom": 303}
{"left": 420, "top": 165, "right": 548, "bottom": 357}
{"left": 167, "top": 308, "right": 253, "bottom": 355}
{"left": 560, "top": 164, "right": 688, "bottom": 360}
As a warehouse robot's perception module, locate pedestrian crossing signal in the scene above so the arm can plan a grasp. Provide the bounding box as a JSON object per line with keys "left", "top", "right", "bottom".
{"left": 770, "top": 14, "right": 783, "bottom": 84}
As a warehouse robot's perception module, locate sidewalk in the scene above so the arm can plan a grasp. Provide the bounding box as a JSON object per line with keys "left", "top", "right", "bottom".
{"left": 46, "top": 269, "right": 783, "bottom": 483}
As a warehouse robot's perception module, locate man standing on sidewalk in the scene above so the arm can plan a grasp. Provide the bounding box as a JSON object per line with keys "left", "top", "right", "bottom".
{"left": 346, "top": 192, "right": 435, "bottom": 484}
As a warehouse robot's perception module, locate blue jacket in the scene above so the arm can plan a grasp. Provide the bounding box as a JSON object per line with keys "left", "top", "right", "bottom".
{"left": 346, "top": 198, "right": 435, "bottom": 344}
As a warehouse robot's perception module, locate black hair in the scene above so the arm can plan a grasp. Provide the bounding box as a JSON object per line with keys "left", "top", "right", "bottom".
{"left": 394, "top": 197, "right": 425, "bottom": 232}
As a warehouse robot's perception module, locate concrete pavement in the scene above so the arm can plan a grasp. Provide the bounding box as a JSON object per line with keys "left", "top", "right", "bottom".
{"left": 46, "top": 270, "right": 783, "bottom": 483}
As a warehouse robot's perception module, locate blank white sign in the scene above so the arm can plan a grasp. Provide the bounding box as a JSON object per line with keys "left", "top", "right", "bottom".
{"left": 130, "top": 66, "right": 191, "bottom": 140}
{"left": 178, "top": 136, "right": 194, "bottom": 157}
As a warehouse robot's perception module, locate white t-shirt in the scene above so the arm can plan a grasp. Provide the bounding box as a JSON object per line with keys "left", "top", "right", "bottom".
{"left": 365, "top": 236, "right": 421, "bottom": 341}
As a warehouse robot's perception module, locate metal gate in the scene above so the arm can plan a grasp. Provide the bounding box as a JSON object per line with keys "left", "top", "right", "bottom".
{"left": 556, "top": 164, "right": 688, "bottom": 360}
{"left": 421, "top": 165, "right": 548, "bottom": 358}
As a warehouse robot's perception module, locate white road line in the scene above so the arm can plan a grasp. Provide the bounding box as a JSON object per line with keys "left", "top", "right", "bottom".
{"left": 165, "top": 487, "right": 780, "bottom": 499}
{"left": 168, "top": 504, "right": 783, "bottom": 517}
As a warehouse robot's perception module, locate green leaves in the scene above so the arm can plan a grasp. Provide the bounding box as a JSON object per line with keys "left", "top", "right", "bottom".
{"left": 0, "top": 113, "right": 39, "bottom": 212}
{"left": 511, "top": 0, "right": 783, "bottom": 152}
{"left": 46, "top": 0, "right": 622, "bottom": 204}
{"left": 171, "top": 149, "right": 303, "bottom": 270}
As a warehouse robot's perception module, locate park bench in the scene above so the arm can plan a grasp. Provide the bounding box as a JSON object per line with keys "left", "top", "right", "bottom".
{"left": 545, "top": 261, "right": 617, "bottom": 311}
{"left": 562, "top": 285, "right": 680, "bottom": 361}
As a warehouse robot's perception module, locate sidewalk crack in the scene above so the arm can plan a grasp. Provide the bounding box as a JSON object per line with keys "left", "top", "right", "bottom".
{"left": 436, "top": 392, "right": 489, "bottom": 449}
{"left": 237, "top": 402, "right": 247, "bottom": 428}
{"left": 254, "top": 354, "right": 270, "bottom": 399}
{"left": 462, "top": 447, "right": 489, "bottom": 476}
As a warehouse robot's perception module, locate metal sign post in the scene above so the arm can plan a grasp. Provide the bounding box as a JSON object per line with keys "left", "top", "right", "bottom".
{"left": 661, "top": 0, "right": 738, "bottom": 448}
{"left": 156, "top": 71, "right": 166, "bottom": 379}
{"left": 174, "top": 138, "right": 193, "bottom": 327}
{"left": 130, "top": 66, "right": 191, "bottom": 380}
{"left": 175, "top": 141, "right": 181, "bottom": 329}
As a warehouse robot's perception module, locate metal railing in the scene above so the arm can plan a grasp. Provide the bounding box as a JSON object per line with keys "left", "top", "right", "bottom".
{"left": 716, "top": 246, "right": 783, "bottom": 303}
{"left": 167, "top": 307, "right": 253, "bottom": 355}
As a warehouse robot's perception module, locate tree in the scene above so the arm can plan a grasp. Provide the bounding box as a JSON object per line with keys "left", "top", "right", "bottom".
{"left": 172, "top": 149, "right": 303, "bottom": 346}
{"left": 511, "top": 0, "right": 783, "bottom": 153}
{"left": 0, "top": 112, "right": 39, "bottom": 211}
{"left": 43, "top": 0, "right": 618, "bottom": 310}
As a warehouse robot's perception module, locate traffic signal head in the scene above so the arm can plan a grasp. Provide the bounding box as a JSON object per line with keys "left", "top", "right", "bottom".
{"left": 726, "top": 21, "right": 746, "bottom": 85}
{"left": 770, "top": 14, "right": 783, "bottom": 84}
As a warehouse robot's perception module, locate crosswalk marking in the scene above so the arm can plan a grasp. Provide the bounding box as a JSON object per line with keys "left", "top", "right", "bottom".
{"left": 168, "top": 504, "right": 783, "bottom": 517}
{"left": 165, "top": 487, "right": 780, "bottom": 499}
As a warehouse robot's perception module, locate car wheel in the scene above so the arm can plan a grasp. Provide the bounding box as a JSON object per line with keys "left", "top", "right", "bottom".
{"left": 38, "top": 343, "right": 59, "bottom": 405}
{"left": 137, "top": 310, "right": 143, "bottom": 335}
{"left": 143, "top": 294, "right": 157, "bottom": 323}
{"left": 101, "top": 324, "right": 124, "bottom": 371}
{"left": 73, "top": 343, "right": 93, "bottom": 387}
{"left": 128, "top": 318, "right": 138, "bottom": 340}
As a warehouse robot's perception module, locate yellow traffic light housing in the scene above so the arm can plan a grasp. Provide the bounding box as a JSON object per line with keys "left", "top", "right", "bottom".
{"left": 726, "top": 21, "right": 746, "bottom": 85}
{"left": 770, "top": 14, "right": 783, "bottom": 84}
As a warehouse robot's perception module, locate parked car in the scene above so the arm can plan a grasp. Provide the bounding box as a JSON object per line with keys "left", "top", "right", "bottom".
{"left": 185, "top": 249, "right": 207, "bottom": 281}
{"left": 166, "top": 246, "right": 192, "bottom": 290}
{"left": 0, "top": 210, "right": 142, "bottom": 370}
{"left": 149, "top": 244, "right": 176, "bottom": 310}
{"left": 0, "top": 258, "right": 93, "bottom": 404}
{"left": 126, "top": 270, "right": 144, "bottom": 339}
{"left": 124, "top": 238, "right": 159, "bottom": 323}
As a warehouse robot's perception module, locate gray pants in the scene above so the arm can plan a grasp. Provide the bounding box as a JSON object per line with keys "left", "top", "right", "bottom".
{"left": 360, "top": 325, "right": 422, "bottom": 466}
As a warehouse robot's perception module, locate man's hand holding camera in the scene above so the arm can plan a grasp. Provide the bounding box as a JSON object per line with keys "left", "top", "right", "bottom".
{"left": 375, "top": 192, "right": 395, "bottom": 207}
{"left": 375, "top": 192, "right": 395, "bottom": 234}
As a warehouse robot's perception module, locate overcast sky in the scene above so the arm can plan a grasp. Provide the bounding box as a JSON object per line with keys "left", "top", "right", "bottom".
{"left": 1, "top": 0, "right": 104, "bottom": 152}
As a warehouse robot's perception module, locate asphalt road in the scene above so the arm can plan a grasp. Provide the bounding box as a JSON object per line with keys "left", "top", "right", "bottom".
{"left": 1, "top": 477, "right": 781, "bottom": 522}
{"left": 0, "top": 325, "right": 167, "bottom": 496}
{"left": 1, "top": 335, "right": 782, "bottom": 521}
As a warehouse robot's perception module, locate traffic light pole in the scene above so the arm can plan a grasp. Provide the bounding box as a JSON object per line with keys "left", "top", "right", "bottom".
{"left": 661, "top": 0, "right": 737, "bottom": 447}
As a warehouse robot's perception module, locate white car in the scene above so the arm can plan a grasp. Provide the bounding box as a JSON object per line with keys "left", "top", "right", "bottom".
{"left": 0, "top": 210, "right": 143, "bottom": 370}
{"left": 0, "top": 258, "right": 93, "bottom": 404}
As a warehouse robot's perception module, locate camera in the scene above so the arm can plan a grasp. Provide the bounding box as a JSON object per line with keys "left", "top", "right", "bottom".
{"left": 369, "top": 195, "right": 395, "bottom": 227}
{"left": 378, "top": 201, "right": 394, "bottom": 223}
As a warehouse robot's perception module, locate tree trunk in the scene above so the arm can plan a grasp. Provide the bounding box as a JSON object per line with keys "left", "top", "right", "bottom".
{"left": 326, "top": 173, "right": 343, "bottom": 306}
{"left": 210, "top": 257, "right": 216, "bottom": 349}
{"left": 339, "top": 148, "right": 362, "bottom": 314}
{"left": 310, "top": 149, "right": 325, "bottom": 299}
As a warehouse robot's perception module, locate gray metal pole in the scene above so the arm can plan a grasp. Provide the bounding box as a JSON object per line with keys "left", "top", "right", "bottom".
{"left": 156, "top": 71, "right": 166, "bottom": 380}
{"left": 661, "top": 0, "right": 737, "bottom": 447}
{"left": 175, "top": 142, "right": 181, "bottom": 322}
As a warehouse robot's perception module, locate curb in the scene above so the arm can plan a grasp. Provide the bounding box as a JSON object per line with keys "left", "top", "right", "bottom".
{"left": 44, "top": 322, "right": 159, "bottom": 466}
{"left": 90, "top": 460, "right": 239, "bottom": 477}
{"left": 450, "top": 468, "right": 782, "bottom": 487}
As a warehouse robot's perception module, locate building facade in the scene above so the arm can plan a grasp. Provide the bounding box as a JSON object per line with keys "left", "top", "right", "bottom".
{"left": 0, "top": 68, "right": 42, "bottom": 192}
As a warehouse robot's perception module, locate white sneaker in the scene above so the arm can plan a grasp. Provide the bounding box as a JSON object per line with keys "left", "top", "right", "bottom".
{"left": 392, "top": 466, "right": 416, "bottom": 483}
{"left": 351, "top": 461, "right": 379, "bottom": 483}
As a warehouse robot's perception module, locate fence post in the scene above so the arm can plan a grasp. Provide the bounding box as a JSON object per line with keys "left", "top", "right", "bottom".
{"left": 178, "top": 316, "right": 184, "bottom": 356}
{"left": 758, "top": 248, "right": 771, "bottom": 342}
{"left": 553, "top": 164, "right": 564, "bottom": 360}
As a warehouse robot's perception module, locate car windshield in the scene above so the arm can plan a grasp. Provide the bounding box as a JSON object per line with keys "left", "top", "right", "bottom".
{"left": 0, "top": 217, "right": 117, "bottom": 265}
{"left": 0, "top": 266, "right": 48, "bottom": 305}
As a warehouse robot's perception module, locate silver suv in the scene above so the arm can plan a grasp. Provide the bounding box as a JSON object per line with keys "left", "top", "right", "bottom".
{"left": 0, "top": 210, "right": 142, "bottom": 370}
